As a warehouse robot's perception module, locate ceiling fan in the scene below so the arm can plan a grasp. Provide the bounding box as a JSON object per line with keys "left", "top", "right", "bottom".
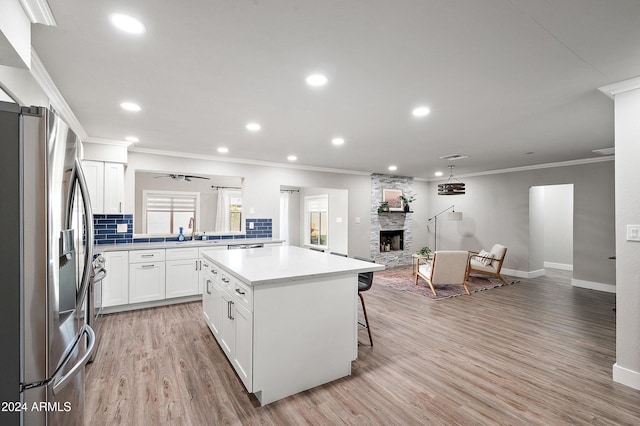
{"left": 154, "top": 173, "right": 210, "bottom": 182}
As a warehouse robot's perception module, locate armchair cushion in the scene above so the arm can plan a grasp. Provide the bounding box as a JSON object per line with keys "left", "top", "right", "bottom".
{"left": 475, "top": 249, "right": 494, "bottom": 265}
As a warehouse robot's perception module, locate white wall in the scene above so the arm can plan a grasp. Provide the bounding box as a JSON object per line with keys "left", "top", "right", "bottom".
{"left": 612, "top": 85, "right": 640, "bottom": 391}
{"left": 528, "top": 186, "right": 545, "bottom": 274}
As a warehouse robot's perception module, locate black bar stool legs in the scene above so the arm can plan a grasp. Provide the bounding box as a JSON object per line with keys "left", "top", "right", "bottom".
{"left": 358, "top": 292, "right": 373, "bottom": 346}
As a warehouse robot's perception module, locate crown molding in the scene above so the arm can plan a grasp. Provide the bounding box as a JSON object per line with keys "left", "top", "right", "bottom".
{"left": 84, "top": 137, "right": 133, "bottom": 148}
{"left": 30, "top": 48, "right": 88, "bottom": 139}
{"left": 19, "top": 0, "right": 56, "bottom": 25}
{"left": 426, "top": 156, "right": 614, "bottom": 181}
{"left": 128, "top": 147, "right": 372, "bottom": 176}
{"left": 598, "top": 76, "right": 640, "bottom": 99}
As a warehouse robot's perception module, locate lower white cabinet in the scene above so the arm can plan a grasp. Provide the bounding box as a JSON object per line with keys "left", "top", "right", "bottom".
{"left": 129, "top": 249, "right": 166, "bottom": 303}
{"left": 203, "top": 264, "right": 253, "bottom": 391}
{"left": 166, "top": 247, "right": 200, "bottom": 298}
{"left": 102, "top": 251, "right": 129, "bottom": 307}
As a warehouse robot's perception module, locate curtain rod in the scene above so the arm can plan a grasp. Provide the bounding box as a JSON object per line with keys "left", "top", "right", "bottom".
{"left": 211, "top": 186, "right": 242, "bottom": 190}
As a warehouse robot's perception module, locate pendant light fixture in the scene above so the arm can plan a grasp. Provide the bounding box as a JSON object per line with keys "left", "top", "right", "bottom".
{"left": 437, "top": 165, "right": 465, "bottom": 195}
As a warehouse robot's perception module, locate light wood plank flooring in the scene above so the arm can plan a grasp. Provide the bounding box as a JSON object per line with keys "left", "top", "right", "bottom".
{"left": 85, "top": 271, "right": 640, "bottom": 425}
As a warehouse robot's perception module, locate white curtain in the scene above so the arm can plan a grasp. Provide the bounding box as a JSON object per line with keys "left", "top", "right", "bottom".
{"left": 215, "top": 189, "right": 230, "bottom": 232}
{"left": 279, "top": 192, "right": 289, "bottom": 245}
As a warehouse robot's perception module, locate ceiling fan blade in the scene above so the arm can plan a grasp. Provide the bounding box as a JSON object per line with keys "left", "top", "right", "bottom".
{"left": 185, "top": 175, "right": 210, "bottom": 180}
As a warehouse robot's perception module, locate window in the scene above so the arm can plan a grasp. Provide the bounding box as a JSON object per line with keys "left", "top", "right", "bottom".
{"left": 142, "top": 190, "right": 200, "bottom": 234}
{"left": 304, "top": 195, "right": 328, "bottom": 248}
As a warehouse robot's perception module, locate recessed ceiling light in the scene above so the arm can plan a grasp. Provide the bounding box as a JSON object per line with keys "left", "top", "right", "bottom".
{"left": 109, "top": 13, "right": 146, "bottom": 34}
{"left": 434, "top": 171, "right": 443, "bottom": 177}
{"left": 305, "top": 74, "right": 328, "bottom": 87}
{"left": 124, "top": 136, "right": 139, "bottom": 143}
{"left": 287, "top": 155, "right": 297, "bottom": 161}
{"left": 332, "top": 137, "right": 345, "bottom": 146}
{"left": 246, "top": 122, "right": 261, "bottom": 132}
{"left": 120, "top": 101, "right": 141, "bottom": 112}
{"left": 217, "top": 147, "right": 229, "bottom": 154}
{"left": 388, "top": 165, "right": 397, "bottom": 171}
{"left": 412, "top": 106, "right": 431, "bottom": 117}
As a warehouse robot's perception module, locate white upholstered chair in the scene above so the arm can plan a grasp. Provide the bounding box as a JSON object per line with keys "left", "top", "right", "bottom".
{"left": 469, "top": 244, "right": 509, "bottom": 284}
{"left": 415, "top": 250, "right": 471, "bottom": 296}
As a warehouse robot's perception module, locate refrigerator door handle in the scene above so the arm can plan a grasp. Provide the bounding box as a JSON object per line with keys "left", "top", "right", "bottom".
{"left": 52, "top": 324, "right": 96, "bottom": 395}
{"left": 72, "top": 158, "right": 94, "bottom": 311}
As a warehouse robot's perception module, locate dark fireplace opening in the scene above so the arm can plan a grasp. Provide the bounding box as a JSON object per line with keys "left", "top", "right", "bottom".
{"left": 379, "top": 230, "right": 404, "bottom": 252}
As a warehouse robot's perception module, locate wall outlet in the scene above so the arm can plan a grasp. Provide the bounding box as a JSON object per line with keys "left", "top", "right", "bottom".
{"left": 249, "top": 222, "right": 254, "bottom": 230}
{"left": 116, "top": 223, "right": 128, "bottom": 233}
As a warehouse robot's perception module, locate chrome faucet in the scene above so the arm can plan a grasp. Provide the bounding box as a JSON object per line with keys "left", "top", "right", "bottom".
{"left": 189, "top": 216, "right": 196, "bottom": 240}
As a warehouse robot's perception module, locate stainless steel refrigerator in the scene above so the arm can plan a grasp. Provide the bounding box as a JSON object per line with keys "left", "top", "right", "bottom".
{"left": 0, "top": 102, "right": 96, "bottom": 425}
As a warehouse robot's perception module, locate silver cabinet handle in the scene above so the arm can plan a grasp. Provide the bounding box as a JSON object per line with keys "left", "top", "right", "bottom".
{"left": 229, "top": 301, "right": 235, "bottom": 320}
{"left": 142, "top": 264, "right": 155, "bottom": 268}
{"left": 222, "top": 277, "right": 229, "bottom": 283}
{"left": 206, "top": 279, "right": 211, "bottom": 294}
{"left": 119, "top": 201, "right": 123, "bottom": 213}
{"left": 212, "top": 269, "right": 218, "bottom": 274}
{"left": 235, "top": 288, "right": 245, "bottom": 296}
{"left": 141, "top": 254, "right": 154, "bottom": 258}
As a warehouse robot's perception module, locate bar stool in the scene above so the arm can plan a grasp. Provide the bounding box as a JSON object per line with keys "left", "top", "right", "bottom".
{"left": 353, "top": 256, "right": 375, "bottom": 346}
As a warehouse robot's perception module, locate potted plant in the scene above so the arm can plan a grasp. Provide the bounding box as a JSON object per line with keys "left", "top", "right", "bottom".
{"left": 416, "top": 246, "right": 432, "bottom": 258}
{"left": 377, "top": 201, "right": 390, "bottom": 213}
{"left": 400, "top": 194, "right": 416, "bottom": 212}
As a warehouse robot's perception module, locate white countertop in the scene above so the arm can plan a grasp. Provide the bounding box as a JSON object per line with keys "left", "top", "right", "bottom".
{"left": 94, "top": 238, "right": 284, "bottom": 253}
{"left": 201, "top": 246, "right": 385, "bottom": 286}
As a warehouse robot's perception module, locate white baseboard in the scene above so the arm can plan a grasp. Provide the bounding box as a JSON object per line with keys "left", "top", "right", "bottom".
{"left": 571, "top": 278, "right": 616, "bottom": 293}
{"left": 544, "top": 262, "right": 573, "bottom": 271}
{"left": 502, "top": 268, "right": 545, "bottom": 279}
{"left": 613, "top": 363, "right": 640, "bottom": 391}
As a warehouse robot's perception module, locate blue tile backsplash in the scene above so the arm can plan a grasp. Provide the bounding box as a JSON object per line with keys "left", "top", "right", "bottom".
{"left": 93, "top": 214, "right": 134, "bottom": 245}
{"left": 93, "top": 215, "right": 272, "bottom": 245}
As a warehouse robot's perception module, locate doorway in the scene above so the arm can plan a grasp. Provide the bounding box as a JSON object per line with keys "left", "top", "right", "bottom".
{"left": 529, "top": 184, "right": 574, "bottom": 280}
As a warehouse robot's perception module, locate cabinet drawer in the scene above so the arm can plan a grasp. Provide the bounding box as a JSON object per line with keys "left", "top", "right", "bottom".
{"left": 233, "top": 280, "right": 253, "bottom": 312}
{"left": 203, "top": 262, "right": 220, "bottom": 282}
{"left": 129, "top": 249, "right": 165, "bottom": 263}
{"left": 220, "top": 272, "right": 234, "bottom": 294}
{"left": 166, "top": 247, "right": 199, "bottom": 260}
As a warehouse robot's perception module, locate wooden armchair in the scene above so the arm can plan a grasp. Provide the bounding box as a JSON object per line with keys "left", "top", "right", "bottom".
{"left": 469, "top": 244, "right": 509, "bottom": 284}
{"left": 415, "top": 251, "right": 471, "bottom": 296}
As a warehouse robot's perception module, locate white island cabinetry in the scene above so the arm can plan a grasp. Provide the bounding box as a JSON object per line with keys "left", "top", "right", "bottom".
{"left": 200, "top": 245, "right": 383, "bottom": 405}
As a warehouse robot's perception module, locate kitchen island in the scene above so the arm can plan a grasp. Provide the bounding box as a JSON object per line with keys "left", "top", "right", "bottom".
{"left": 200, "top": 245, "right": 384, "bottom": 405}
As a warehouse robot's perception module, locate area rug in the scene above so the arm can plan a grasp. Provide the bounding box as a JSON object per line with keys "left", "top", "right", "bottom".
{"left": 373, "top": 265, "right": 517, "bottom": 300}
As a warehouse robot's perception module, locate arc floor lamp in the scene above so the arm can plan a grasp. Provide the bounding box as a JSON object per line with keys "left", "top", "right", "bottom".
{"left": 428, "top": 205, "right": 463, "bottom": 251}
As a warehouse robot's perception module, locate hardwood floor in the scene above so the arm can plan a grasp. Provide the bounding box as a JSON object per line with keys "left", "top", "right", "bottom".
{"left": 85, "top": 271, "right": 640, "bottom": 425}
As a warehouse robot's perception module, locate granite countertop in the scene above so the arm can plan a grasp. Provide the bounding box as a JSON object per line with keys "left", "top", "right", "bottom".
{"left": 201, "top": 245, "right": 385, "bottom": 286}
{"left": 94, "top": 238, "right": 284, "bottom": 253}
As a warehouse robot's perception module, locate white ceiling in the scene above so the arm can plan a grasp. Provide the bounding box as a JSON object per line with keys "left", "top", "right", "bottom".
{"left": 30, "top": 0, "right": 640, "bottom": 179}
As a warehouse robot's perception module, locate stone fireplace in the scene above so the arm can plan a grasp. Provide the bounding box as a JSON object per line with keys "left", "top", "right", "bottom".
{"left": 370, "top": 174, "right": 414, "bottom": 267}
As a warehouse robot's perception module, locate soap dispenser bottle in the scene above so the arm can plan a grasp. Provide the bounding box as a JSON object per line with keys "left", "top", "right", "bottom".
{"left": 202, "top": 232, "right": 208, "bottom": 241}
{"left": 178, "top": 227, "right": 185, "bottom": 241}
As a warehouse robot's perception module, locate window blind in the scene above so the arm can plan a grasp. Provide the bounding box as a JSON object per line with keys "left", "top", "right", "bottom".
{"left": 146, "top": 194, "right": 197, "bottom": 212}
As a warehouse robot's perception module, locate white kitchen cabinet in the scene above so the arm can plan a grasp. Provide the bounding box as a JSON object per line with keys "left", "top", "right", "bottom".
{"left": 102, "top": 250, "right": 129, "bottom": 307}
{"left": 233, "top": 291, "right": 253, "bottom": 390}
{"left": 166, "top": 247, "right": 200, "bottom": 299}
{"left": 205, "top": 270, "right": 253, "bottom": 391}
{"left": 129, "top": 249, "right": 165, "bottom": 303}
{"left": 82, "top": 160, "right": 124, "bottom": 214}
{"left": 103, "top": 162, "right": 125, "bottom": 214}
{"left": 82, "top": 160, "right": 104, "bottom": 214}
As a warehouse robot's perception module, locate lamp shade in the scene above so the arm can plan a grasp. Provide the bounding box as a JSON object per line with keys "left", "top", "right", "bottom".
{"left": 447, "top": 211, "right": 463, "bottom": 221}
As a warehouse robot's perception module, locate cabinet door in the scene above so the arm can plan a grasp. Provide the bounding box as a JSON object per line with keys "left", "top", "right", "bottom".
{"left": 129, "top": 262, "right": 166, "bottom": 303}
{"left": 103, "top": 162, "right": 124, "bottom": 214}
{"left": 218, "top": 287, "right": 235, "bottom": 358}
{"left": 82, "top": 160, "right": 104, "bottom": 214}
{"left": 206, "top": 279, "right": 223, "bottom": 337}
{"left": 166, "top": 259, "right": 199, "bottom": 298}
{"left": 102, "top": 251, "right": 129, "bottom": 307}
{"left": 233, "top": 303, "right": 253, "bottom": 391}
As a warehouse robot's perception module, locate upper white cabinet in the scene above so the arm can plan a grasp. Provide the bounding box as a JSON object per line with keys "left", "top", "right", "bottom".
{"left": 82, "top": 160, "right": 125, "bottom": 214}
{"left": 103, "top": 162, "right": 125, "bottom": 214}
